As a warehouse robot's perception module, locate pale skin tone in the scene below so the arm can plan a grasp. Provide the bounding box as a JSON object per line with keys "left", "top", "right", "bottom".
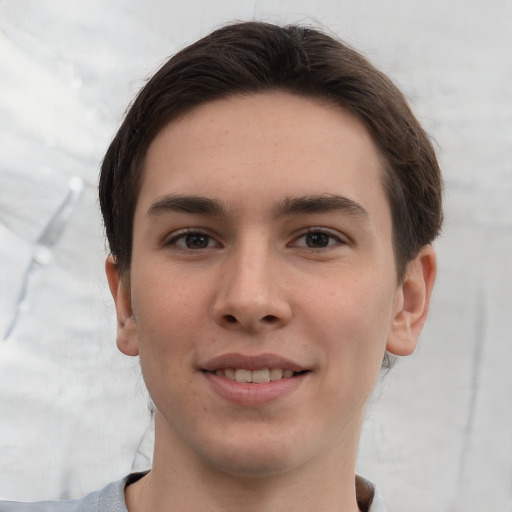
{"left": 106, "top": 92, "right": 436, "bottom": 512}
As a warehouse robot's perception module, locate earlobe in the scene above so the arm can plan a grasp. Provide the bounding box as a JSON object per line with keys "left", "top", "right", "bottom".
{"left": 105, "top": 256, "right": 139, "bottom": 357}
{"left": 386, "top": 245, "right": 437, "bottom": 356}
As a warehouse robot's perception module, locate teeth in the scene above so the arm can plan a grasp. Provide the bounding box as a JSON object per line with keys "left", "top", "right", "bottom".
{"left": 235, "top": 369, "right": 252, "bottom": 383}
{"left": 269, "top": 368, "right": 283, "bottom": 381}
{"left": 252, "top": 369, "right": 270, "bottom": 383}
{"left": 215, "top": 368, "right": 297, "bottom": 383}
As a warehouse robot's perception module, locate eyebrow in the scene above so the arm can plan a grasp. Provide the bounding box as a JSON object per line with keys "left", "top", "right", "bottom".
{"left": 146, "top": 194, "right": 227, "bottom": 218}
{"left": 273, "top": 194, "right": 368, "bottom": 219}
{"left": 146, "top": 193, "right": 368, "bottom": 220}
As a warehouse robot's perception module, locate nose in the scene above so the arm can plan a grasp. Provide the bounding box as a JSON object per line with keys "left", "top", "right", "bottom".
{"left": 212, "top": 242, "right": 292, "bottom": 333}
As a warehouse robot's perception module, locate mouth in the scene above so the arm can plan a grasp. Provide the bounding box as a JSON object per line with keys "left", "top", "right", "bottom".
{"left": 205, "top": 367, "right": 308, "bottom": 384}
{"left": 200, "top": 354, "right": 310, "bottom": 403}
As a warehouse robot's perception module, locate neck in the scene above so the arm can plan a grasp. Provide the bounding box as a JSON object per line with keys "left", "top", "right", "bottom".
{"left": 126, "top": 413, "right": 363, "bottom": 512}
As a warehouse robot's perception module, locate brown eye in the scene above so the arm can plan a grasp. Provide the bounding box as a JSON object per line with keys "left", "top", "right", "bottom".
{"left": 168, "top": 231, "right": 219, "bottom": 250}
{"left": 184, "top": 233, "right": 210, "bottom": 249}
{"left": 292, "top": 229, "right": 346, "bottom": 250}
{"left": 304, "top": 232, "right": 331, "bottom": 248}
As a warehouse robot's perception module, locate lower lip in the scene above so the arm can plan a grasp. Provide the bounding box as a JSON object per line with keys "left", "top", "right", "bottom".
{"left": 202, "top": 371, "right": 308, "bottom": 405}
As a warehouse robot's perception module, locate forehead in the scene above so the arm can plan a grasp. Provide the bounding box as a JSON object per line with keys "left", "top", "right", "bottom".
{"left": 138, "top": 91, "right": 388, "bottom": 219}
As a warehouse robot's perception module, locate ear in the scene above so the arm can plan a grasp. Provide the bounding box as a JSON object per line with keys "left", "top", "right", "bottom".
{"left": 386, "top": 245, "right": 437, "bottom": 356}
{"left": 105, "top": 255, "right": 139, "bottom": 356}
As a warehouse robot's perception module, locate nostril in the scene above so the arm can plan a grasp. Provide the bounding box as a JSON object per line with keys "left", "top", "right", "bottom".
{"left": 218, "top": 313, "right": 284, "bottom": 328}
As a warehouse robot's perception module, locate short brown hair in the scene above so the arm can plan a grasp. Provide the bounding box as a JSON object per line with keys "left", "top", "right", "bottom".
{"left": 99, "top": 21, "right": 442, "bottom": 280}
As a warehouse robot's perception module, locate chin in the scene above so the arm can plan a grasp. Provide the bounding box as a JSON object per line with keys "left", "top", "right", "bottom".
{"left": 207, "top": 453, "right": 298, "bottom": 479}
{"left": 198, "top": 433, "right": 311, "bottom": 479}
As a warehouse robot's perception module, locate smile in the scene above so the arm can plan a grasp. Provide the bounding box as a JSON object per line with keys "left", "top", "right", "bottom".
{"left": 200, "top": 354, "right": 310, "bottom": 404}
{"left": 211, "top": 368, "right": 300, "bottom": 383}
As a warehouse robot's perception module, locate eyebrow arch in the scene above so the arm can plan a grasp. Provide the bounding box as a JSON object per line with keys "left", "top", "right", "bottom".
{"left": 273, "top": 194, "right": 369, "bottom": 219}
{"left": 146, "top": 194, "right": 227, "bottom": 218}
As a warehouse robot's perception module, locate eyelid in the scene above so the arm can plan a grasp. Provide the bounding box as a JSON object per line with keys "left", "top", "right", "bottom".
{"left": 290, "top": 227, "right": 349, "bottom": 248}
{"left": 163, "top": 226, "right": 348, "bottom": 250}
{"left": 165, "top": 228, "right": 222, "bottom": 249}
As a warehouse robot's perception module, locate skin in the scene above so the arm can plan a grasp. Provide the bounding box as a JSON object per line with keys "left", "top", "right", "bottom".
{"left": 106, "top": 92, "right": 436, "bottom": 512}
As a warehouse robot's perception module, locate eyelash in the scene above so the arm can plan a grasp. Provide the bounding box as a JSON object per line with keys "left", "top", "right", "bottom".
{"left": 291, "top": 228, "right": 347, "bottom": 250}
{"left": 165, "top": 227, "right": 347, "bottom": 251}
{"left": 166, "top": 229, "right": 220, "bottom": 250}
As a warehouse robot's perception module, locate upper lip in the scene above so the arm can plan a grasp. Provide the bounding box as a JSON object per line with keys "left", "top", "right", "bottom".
{"left": 200, "top": 353, "right": 307, "bottom": 372}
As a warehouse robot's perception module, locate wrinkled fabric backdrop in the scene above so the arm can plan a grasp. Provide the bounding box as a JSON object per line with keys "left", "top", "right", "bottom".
{"left": 0, "top": 1, "right": 511, "bottom": 511}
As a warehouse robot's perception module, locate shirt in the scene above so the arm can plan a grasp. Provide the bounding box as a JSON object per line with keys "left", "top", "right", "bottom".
{"left": 0, "top": 472, "right": 386, "bottom": 511}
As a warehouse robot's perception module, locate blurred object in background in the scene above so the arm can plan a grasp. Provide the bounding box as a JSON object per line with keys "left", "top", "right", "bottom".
{"left": 0, "top": 1, "right": 510, "bottom": 510}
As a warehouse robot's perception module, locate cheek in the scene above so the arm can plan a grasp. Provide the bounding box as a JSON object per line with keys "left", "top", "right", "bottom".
{"left": 133, "top": 263, "right": 206, "bottom": 329}
{"left": 131, "top": 283, "right": 197, "bottom": 379}
{"left": 131, "top": 265, "right": 222, "bottom": 392}
{"left": 313, "top": 272, "right": 395, "bottom": 332}
{"left": 306, "top": 274, "right": 397, "bottom": 371}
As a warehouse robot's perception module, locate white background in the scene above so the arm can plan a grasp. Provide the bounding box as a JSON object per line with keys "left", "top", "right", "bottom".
{"left": 0, "top": 1, "right": 511, "bottom": 510}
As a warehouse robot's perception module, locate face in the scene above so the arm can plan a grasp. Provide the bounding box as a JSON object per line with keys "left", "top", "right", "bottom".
{"left": 108, "top": 92, "right": 432, "bottom": 479}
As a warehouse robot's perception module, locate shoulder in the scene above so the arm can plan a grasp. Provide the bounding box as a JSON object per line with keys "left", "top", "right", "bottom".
{"left": 0, "top": 497, "right": 83, "bottom": 512}
{"left": 0, "top": 473, "right": 147, "bottom": 512}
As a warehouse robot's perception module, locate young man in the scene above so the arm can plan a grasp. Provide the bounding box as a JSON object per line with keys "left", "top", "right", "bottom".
{"left": 1, "top": 21, "right": 442, "bottom": 512}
